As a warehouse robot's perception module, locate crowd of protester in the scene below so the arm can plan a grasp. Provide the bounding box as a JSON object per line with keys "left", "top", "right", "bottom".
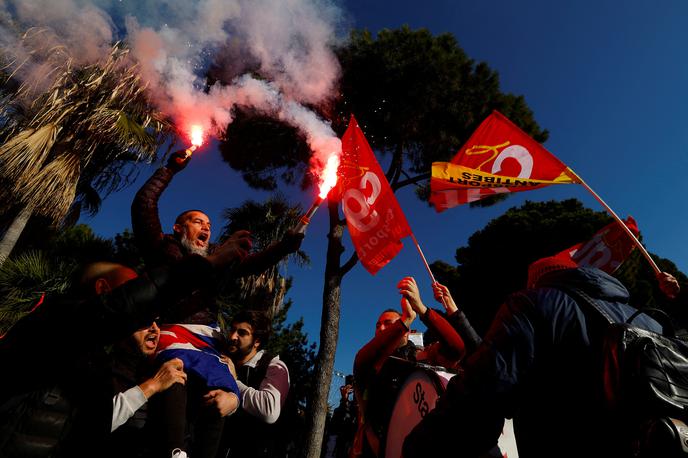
{"left": 0, "top": 144, "right": 685, "bottom": 458}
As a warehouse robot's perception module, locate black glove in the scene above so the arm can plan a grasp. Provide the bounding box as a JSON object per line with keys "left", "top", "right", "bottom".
{"left": 166, "top": 148, "right": 191, "bottom": 173}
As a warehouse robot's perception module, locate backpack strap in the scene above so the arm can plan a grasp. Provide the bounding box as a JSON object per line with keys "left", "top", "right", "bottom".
{"left": 560, "top": 286, "right": 616, "bottom": 325}
{"left": 562, "top": 287, "right": 674, "bottom": 337}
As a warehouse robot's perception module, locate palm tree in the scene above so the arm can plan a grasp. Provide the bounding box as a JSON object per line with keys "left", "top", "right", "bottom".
{"left": 217, "top": 195, "right": 308, "bottom": 320}
{"left": 0, "top": 31, "right": 171, "bottom": 262}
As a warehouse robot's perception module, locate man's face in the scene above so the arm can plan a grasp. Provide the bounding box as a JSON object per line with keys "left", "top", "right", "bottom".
{"left": 375, "top": 311, "right": 401, "bottom": 336}
{"left": 131, "top": 322, "right": 160, "bottom": 357}
{"left": 175, "top": 211, "right": 211, "bottom": 256}
{"left": 226, "top": 321, "right": 260, "bottom": 359}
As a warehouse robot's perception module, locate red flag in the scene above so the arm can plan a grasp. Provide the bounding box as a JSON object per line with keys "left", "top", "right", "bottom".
{"left": 555, "top": 217, "right": 640, "bottom": 274}
{"left": 430, "top": 110, "right": 577, "bottom": 212}
{"left": 334, "top": 116, "right": 412, "bottom": 274}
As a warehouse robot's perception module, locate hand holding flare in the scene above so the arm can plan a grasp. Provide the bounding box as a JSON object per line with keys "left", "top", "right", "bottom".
{"left": 184, "top": 124, "right": 204, "bottom": 158}
{"left": 294, "top": 153, "right": 340, "bottom": 234}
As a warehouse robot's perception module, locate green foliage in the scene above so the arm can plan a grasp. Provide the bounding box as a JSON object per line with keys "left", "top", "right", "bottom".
{"left": 217, "top": 195, "right": 308, "bottom": 315}
{"left": 0, "top": 250, "right": 73, "bottom": 334}
{"left": 267, "top": 299, "right": 318, "bottom": 409}
{"left": 219, "top": 108, "right": 313, "bottom": 191}
{"left": 433, "top": 199, "right": 687, "bottom": 334}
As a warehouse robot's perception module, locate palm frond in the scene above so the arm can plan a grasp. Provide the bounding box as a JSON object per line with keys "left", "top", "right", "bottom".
{"left": 0, "top": 250, "right": 74, "bottom": 334}
{"left": 16, "top": 152, "right": 79, "bottom": 221}
{"left": 0, "top": 123, "right": 58, "bottom": 182}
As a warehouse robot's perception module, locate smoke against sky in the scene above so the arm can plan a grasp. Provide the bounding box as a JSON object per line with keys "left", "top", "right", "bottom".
{"left": 0, "top": 0, "right": 345, "bottom": 170}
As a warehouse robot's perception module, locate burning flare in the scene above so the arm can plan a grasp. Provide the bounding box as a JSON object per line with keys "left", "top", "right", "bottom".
{"left": 318, "top": 153, "right": 340, "bottom": 199}
{"left": 294, "top": 151, "right": 341, "bottom": 234}
{"left": 190, "top": 124, "right": 204, "bottom": 147}
{"left": 184, "top": 124, "right": 204, "bottom": 157}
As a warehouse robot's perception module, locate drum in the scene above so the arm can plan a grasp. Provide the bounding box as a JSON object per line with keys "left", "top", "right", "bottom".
{"left": 377, "top": 362, "right": 520, "bottom": 458}
{"left": 383, "top": 366, "right": 452, "bottom": 458}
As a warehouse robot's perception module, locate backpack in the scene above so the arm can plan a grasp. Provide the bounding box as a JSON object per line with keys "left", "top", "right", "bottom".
{"left": 568, "top": 287, "right": 688, "bottom": 457}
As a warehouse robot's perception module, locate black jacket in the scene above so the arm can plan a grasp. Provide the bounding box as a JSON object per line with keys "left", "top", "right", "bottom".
{"left": 0, "top": 256, "right": 214, "bottom": 457}
{"left": 403, "top": 267, "right": 661, "bottom": 458}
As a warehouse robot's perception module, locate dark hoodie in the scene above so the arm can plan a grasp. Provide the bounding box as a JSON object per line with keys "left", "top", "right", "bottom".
{"left": 404, "top": 267, "right": 661, "bottom": 458}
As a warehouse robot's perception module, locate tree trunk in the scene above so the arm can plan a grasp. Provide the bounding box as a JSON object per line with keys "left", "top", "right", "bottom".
{"left": 302, "top": 200, "right": 345, "bottom": 458}
{"left": 0, "top": 206, "right": 32, "bottom": 264}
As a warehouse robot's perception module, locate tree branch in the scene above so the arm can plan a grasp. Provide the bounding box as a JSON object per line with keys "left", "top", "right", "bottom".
{"left": 392, "top": 172, "right": 430, "bottom": 191}
{"left": 340, "top": 251, "right": 359, "bottom": 276}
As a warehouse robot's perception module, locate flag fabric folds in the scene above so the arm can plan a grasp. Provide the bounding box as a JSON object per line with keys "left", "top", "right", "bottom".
{"left": 333, "top": 116, "right": 412, "bottom": 274}
{"left": 555, "top": 217, "right": 640, "bottom": 274}
{"left": 156, "top": 323, "right": 239, "bottom": 395}
{"left": 430, "top": 110, "right": 577, "bottom": 212}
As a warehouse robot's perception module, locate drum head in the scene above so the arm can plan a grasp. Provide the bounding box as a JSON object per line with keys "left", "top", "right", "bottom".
{"left": 383, "top": 369, "right": 451, "bottom": 458}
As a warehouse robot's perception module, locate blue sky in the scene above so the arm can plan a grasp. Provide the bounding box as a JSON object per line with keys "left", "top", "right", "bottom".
{"left": 82, "top": 0, "right": 688, "bottom": 400}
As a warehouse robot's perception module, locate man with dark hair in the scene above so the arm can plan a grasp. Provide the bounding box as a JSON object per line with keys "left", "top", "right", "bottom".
{"left": 403, "top": 256, "right": 664, "bottom": 458}
{"left": 218, "top": 310, "right": 290, "bottom": 458}
{"left": 351, "top": 300, "right": 418, "bottom": 457}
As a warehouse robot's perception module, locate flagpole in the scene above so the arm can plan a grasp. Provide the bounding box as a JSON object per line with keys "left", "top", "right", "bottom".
{"left": 410, "top": 233, "right": 437, "bottom": 284}
{"left": 568, "top": 169, "right": 660, "bottom": 275}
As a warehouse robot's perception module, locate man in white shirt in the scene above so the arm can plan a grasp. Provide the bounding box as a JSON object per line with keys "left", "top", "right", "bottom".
{"left": 218, "top": 310, "right": 290, "bottom": 457}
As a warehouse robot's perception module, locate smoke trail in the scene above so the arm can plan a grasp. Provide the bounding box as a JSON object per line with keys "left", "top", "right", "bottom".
{"left": 0, "top": 0, "right": 344, "bottom": 171}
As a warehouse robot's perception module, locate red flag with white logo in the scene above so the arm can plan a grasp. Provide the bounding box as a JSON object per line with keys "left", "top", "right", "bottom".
{"left": 555, "top": 217, "right": 640, "bottom": 274}
{"left": 333, "top": 116, "right": 412, "bottom": 274}
{"left": 430, "top": 110, "right": 577, "bottom": 212}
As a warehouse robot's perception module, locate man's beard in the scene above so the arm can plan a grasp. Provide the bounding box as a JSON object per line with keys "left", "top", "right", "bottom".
{"left": 180, "top": 231, "right": 209, "bottom": 256}
{"left": 228, "top": 342, "right": 253, "bottom": 359}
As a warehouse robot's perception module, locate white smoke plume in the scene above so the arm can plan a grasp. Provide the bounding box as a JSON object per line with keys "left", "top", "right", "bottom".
{"left": 0, "top": 0, "right": 344, "bottom": 175}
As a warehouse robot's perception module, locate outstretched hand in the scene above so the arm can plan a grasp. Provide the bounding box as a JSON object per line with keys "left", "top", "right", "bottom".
{"left": 657, "top": 271, "right": 680, "bottom": 299}
{"left": 166, "top": 148, "right": 192, "bottom": 173}
{"left": 431, "top": 282, "right": 459, "bottom": 314}
{"left": 207, "top": 230, "right": 252, "bottom": 267}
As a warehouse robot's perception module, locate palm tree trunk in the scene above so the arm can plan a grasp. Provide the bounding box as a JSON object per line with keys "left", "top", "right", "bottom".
{"left": 0, "top": 206, "right": 32, "bottom": 264}
{"left": 303, "top": 200, "right": 345, "bottom": 458}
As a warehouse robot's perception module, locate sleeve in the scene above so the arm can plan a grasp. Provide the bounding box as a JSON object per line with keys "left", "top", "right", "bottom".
{"left": 131, "top": 167, "right": 175, "bottom": 263}
{"left": 353, "top": 320, "right": 408, "bottom": 387}
{"left": 237, "top": 358, "right": 290, "bottom": 424}
{"left": 232, "top": 237, "right": 295, "bottom": 277}
{"left": 93, "top": 255, "right": 216, "bottom": 344}
{"left": 111, "top": 386, "right": 148, "bottom": 432}
{"left": 420, "top": 309, "right": 466, "bottom": 359}
{"left": 403, "top": 294, "right": 539, "bottom": 457}
{"left": 446, "top": 308, "right": 483, "bottom": 354}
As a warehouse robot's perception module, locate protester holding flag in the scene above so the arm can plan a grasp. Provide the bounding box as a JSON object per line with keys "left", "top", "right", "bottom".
{"left": 397, "top": 276, "right": 467, "bottom": 367}
{"left": 352, "top": 302, "right": 418, "bottom": 457}
{"left": 403, "top": 256, "right": 662, "bottom": 458}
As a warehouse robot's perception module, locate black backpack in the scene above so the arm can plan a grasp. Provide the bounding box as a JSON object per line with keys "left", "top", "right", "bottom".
{"left": 569, "top": 287, "right": 688, "bottom": 457}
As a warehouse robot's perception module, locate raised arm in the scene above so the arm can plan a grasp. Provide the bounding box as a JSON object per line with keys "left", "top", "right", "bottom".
{"left": 433, "top": 282, "right": 483, "bottom": 353}
{"left": 398, "top": 277, "right": 466, "bottom": 360}
{"left": 131, "top": 150, "right": 190, "bottom": 263}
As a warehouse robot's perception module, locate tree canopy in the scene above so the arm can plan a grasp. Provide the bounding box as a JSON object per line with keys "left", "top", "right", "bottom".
{"left": 217, "top": 26, "right": 547, "bottom": 200}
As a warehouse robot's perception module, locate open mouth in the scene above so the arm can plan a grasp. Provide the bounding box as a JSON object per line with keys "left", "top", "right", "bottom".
{"left": 197, "top": 232, "right": 209, "bottom": 245}
{"left": 144, "top": 334, "right": 159, "bottom": 349}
